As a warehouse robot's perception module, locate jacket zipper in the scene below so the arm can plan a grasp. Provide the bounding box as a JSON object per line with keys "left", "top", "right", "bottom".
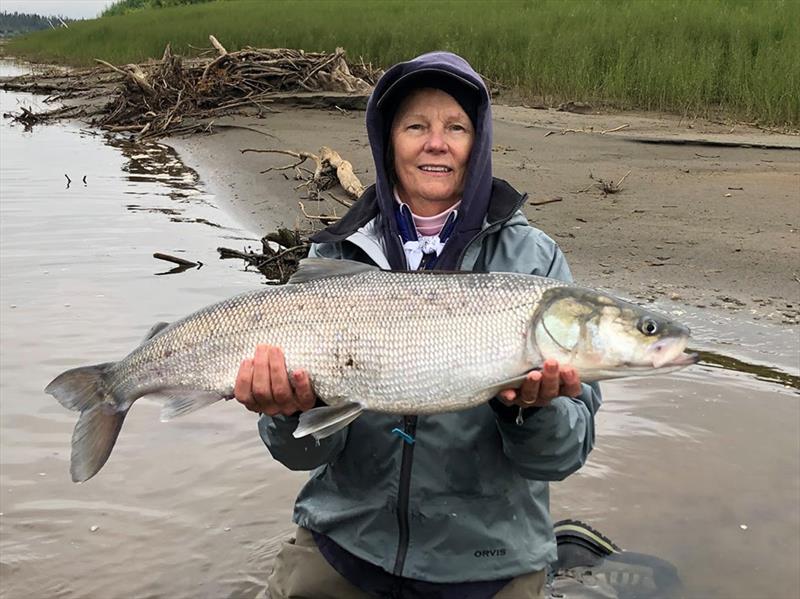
{"left": 341, "top": 189, "right": 527, "bottom": 577}
{"left": 392, "top": 414, "right": 417, "bottom": 575}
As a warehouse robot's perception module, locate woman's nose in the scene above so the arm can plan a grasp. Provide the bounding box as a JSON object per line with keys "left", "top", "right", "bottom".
{"left": 423, "top": 128, "right": 447, "bottom": 152}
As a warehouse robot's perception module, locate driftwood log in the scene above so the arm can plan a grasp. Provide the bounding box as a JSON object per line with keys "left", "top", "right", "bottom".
{"left": 319, "top": 146, "right": 365, "bottom": 198}
{"left": 242, "top": 145, "right": 365, "bottom": 203}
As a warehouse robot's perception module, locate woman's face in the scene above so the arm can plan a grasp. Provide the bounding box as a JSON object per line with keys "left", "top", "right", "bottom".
{"left": 390, "top": 88, "right": 475, "bottom": 217}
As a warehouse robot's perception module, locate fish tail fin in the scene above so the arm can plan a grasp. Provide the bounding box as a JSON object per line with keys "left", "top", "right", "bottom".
{"left": 45, "top": 363, "right": 129, "bottom": 482}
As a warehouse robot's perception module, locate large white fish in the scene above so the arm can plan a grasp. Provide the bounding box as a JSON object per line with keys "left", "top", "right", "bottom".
{"left": 46, "top": 258, "right": 697, "bottom": 482}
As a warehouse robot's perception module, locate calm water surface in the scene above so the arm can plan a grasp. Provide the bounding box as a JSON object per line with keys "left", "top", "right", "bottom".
{"left": 1, "top": 62, "right": 798, "bottom": 599}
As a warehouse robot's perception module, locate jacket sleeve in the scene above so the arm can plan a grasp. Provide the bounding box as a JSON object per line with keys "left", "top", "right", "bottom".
{"left": 492, "top": 226, "right": 602, "bottom": 480}
{"left": 258, "top": 412, "right": 348, "bottom": 471}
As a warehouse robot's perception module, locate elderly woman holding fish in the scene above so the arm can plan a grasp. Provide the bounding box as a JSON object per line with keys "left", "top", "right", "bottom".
{"left": 235, "top": 52, "right": 600, "bottom": 598}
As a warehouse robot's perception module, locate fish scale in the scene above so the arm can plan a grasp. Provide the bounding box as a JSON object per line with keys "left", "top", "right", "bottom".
{"left": 116, "top": 268, "right": 565, "bottom": 413}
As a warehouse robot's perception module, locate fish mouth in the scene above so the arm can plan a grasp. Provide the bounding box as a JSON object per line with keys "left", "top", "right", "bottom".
{"left": 662, "top": 352, "right": 700, "bottom": 367}
{"left": 646, "top": 335, "right": 693, "bottom": 368}
{"left": 578, "top": 351, "right": 698, "bottom": 382}
{"left": 618, "top": 352, "right": 699, "bottom": 372}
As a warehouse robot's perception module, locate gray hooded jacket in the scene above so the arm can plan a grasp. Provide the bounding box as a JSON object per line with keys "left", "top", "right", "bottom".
{"left": 259, "top": 52, "right": 602, "bottom": 583}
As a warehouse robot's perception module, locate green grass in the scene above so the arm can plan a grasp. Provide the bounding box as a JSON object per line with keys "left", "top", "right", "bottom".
{"left": 6, "top": 0, "right": 799, "bottom": 126}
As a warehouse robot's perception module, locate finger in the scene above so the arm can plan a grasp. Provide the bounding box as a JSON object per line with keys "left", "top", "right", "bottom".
{"left": 518, "top": 370, "right": 542, "bottom": 405}
{"left": 496, "top": 389, "right": 517, "bottom": 405}
{"left": 234, "top": 358, "right": 257, "bottom": 410}
{"left": 292, "top": 370, "right": 316, "bottom": 411}
{"left": 263, "top": 404, "right": 281, "bottom": 417}
{"left": 251, "top": 344, "right": 273, "bottom": 411}
{"left": 268, "top": 346, "right": 298, "bottom": 415}
{"left": 539, "top": 360, "right": 561, "bottom": 402}
{"left": 560, "top": 366, "right": 582, "bottom": 398}
{"left": 234, "top": 358, "right": 253, "bottom": 403}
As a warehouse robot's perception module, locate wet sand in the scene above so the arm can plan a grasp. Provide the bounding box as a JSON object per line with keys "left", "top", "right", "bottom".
{"left": 170, "top": 103, "right": 800, "bottom": 326}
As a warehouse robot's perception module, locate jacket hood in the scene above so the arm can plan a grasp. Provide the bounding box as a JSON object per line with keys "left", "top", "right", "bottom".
{"left": 365, "top": 51, "right": 494, "bottom": 270}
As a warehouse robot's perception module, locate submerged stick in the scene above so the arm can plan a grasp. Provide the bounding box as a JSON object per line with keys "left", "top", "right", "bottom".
{"left": 153, "top": 252, "right": 198, "bottom": 267}
{"left": 529, "top": 197, "right": 564, "bottom": 207}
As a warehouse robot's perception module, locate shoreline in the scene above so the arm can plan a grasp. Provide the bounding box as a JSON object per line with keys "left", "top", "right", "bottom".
{"left": 1, "top": 49, "right": 797, "bottom": 326}
{"left": 168, "top": 102, "right": 800, "bottom": 328}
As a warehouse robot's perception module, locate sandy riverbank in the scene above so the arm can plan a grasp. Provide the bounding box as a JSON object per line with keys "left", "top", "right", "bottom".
{"left": 170, "top": 103, "right": 800, "bottom": 326}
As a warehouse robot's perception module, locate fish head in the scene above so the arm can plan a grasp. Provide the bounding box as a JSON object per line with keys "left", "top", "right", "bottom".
{"left": 531, "top": 287, "right": 698, "bottom": 381}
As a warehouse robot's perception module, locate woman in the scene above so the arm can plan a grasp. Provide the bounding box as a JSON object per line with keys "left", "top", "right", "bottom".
{"left": 235, "top": 51, "right": 602, "bottom": 598}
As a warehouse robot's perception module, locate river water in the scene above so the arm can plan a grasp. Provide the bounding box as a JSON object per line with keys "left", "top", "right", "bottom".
{"left": 1, "top": 61, "right": 798, "bottom": 599}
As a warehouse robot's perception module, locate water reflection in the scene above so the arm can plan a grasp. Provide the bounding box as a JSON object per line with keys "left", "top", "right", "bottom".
{"left": 695, "top": 349, "right": 800, "bottom": 391}
{"left": 105, "top": 135, "right": 211, "bottom": 198}
{"left": 1, "top": 68, "right": 279, "bottom": 599}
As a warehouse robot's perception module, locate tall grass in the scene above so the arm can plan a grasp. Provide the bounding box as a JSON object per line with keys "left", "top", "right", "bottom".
{"left": 6, "top": 0, "right": 798, "bottom": 126}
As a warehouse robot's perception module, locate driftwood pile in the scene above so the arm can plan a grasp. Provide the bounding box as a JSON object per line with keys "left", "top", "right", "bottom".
{"left": 218, "top": 227, "right": 311, "bottom": 284}
{"left": 1, "top": 36, "right": 379, "bottom": 139}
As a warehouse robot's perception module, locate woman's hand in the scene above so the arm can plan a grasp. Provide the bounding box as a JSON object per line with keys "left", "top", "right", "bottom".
{"left": 496, "top": 359, "right": 582, "bottom": 408}
{"left": 234, "top": 344, "right": 316, "bottom": 416}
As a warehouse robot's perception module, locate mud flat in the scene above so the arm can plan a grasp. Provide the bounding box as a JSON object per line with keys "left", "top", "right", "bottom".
{"left": 169, "top": 103, "right": 800, "bottom": 326}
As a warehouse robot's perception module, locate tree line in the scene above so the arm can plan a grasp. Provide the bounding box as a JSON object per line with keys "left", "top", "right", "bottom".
{"left": 102, "top": 0, "right": 216, "bottom": 17}
{"left": 0, "top": 12, "right": 76, "bottom": 38}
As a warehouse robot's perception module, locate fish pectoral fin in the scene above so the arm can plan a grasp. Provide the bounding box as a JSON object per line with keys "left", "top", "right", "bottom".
{"left": 156, "top": 389, "right": 224, "bottom": 421}
{"left": 293, "top": 402, "right": 364, "bottom": 440}
{"left": 476, "top": 370, "right": 539, "bottom": 398}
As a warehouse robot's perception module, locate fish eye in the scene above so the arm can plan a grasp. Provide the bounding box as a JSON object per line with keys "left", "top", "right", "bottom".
{"left": 638, "top": 317, "right": 659, "bottom": 336}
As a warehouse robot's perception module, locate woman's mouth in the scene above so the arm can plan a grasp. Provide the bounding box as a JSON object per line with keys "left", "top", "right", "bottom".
{"left": 418, "top": 165, "right": 452, "bottom": 175}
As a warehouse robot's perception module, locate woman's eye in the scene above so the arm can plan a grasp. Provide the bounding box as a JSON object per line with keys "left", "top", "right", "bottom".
{"left": 407, "top": 123, "right": 423, "bottom": 131}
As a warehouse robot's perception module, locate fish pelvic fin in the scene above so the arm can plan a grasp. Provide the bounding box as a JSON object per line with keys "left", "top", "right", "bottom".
{"left": 293, "top": 402, "right": 364, "bottom": 440}
{"left": 44, "top": 363, "right": 128, "bottom": 482}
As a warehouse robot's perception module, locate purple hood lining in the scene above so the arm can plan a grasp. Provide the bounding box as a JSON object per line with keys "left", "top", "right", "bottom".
{"left": 311, "top": 52, "right": 494, "bottom": 271}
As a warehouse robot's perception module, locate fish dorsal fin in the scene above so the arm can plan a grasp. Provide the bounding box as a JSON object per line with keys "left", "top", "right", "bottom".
{"left": 288, "top": 258, "right": 379, "bottom": 285}
{"left": 140, "top": 321, "right": 170, "bottom": 345}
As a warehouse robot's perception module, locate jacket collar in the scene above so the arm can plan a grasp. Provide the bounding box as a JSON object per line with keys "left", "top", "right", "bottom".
{"left": 309, "top": 177, "right": 525, "bottom": 245}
